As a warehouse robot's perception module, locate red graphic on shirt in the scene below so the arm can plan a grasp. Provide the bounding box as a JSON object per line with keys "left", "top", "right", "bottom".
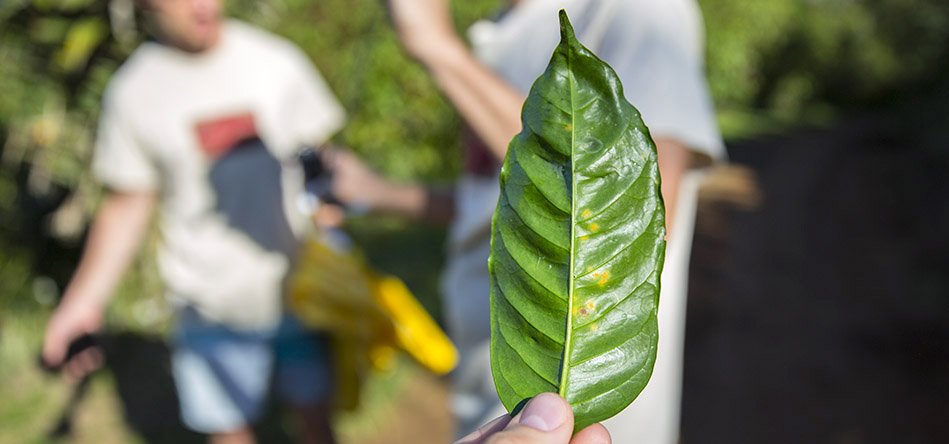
{"left": 195, "top": 112, "right": 258, "bottom": 159}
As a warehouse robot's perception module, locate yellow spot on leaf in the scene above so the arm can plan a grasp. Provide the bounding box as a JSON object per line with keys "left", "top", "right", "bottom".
{"left": 581, "top": 209, "right": 592, "bottom": 219}
{"left": 565, "top": 123, "right": 573, "bottom": 132}
{"left": 597, "top": 271, "right": 610, "bottom": 286}
{"left": 589, "top": 223, "right": 599, "bottom": 232}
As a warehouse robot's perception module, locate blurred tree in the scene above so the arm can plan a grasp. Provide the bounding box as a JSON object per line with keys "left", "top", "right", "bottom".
{"left": 1, "top": 0, "right": 947, "bottom": 320}
{"left": 701, "top": 0, "right": 949, "bottom": 132}
{"left": 0, "top": 0, "right": 502, "bottom": 324}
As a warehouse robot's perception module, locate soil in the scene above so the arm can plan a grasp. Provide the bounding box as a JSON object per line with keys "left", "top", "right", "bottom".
{"left": 681, "top": 116, "right": 949, "bottom": 443}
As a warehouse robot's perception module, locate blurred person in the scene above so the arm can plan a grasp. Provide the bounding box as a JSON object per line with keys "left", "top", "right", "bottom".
{"left": 41, "top": 0, "right": 345, "bottom": 442}
{"left": 328, "top": 0, "right": 724, "bottom": 442}
{"left": 456, "top": 393, "right": 611, "bottom": 444}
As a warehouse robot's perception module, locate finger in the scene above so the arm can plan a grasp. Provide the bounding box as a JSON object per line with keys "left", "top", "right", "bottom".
{"left": 64, "top": 358, "right": 85, "bottom": 383}
{"left": 570, "top": 423, "right": 611, "bottom": 444}
{"left": 76, "top": 349, "right": 97, "bottom": 373}
{"left": 486, "top": 393, "right": 574, "bottom": 444}
{"left": 42, "top": 331, "right": 67, "bottom": 368}
{"left": 64, "top": 348, "right": 103, "bottom": 382}
{"left": 86, "top": 347, "right": 104, "bottom": 371}
{"left": 312, "top": 205, "right": 346, "bottom": 227}
{"left": 455, "top": 413, "right": 512, "bottom": 444}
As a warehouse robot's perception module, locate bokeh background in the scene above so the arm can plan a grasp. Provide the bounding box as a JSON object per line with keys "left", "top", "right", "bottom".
{"left": 1, "top": 0, "right": 948, "bottom": 443}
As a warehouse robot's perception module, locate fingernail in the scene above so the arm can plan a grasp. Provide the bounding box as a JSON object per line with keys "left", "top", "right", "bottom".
{"left": 519, "top": 394, "right": 566, "bottom": 432}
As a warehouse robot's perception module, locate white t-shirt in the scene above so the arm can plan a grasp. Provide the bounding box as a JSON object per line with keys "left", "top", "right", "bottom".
{"left": 470, "top": 0, "right": 724, "bottom": 159}
{"left": 447, "top": 0, "right": 724, "bottom": 274}
{"left": 450, "top": 0, "right": 724, "bottom": 251}
{"left": 94, "top": 21, "right": 345, "bottom": 329}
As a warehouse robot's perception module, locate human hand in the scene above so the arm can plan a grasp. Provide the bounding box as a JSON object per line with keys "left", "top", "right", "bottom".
{"left": 42, "top": 299, "right": 105, "bottom": 382}
{"left": 456, "top": 393, "right": 611, "bottom": 444}
{"left": 321, "top": 148, "right": 390, "bottom": 214}
{"left": 385, "top": 0, "right": 464, "bottom": 63}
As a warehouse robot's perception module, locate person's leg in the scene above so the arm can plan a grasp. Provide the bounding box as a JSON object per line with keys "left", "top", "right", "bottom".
{"left": 272, "top": 315, "right": 336, "bottom": 444}
{"left": 286, "top": 403, "right": 335, "bottom": 444}
{"left": 172, "top": 308, "right": 274, "bottom": 443}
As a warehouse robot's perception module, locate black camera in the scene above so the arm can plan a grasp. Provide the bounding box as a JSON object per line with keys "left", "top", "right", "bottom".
{"left": 297, "top": 147, "right": 341, "bottom": 206}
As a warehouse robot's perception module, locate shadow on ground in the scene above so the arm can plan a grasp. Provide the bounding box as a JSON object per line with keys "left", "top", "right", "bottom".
{"left": 46, "top": 332, "right": 298, "bottom": 444}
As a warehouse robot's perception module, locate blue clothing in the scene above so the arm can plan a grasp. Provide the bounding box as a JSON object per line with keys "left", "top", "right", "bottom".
{"left": 171, "top": 308, "right": 332, "bottom": 433}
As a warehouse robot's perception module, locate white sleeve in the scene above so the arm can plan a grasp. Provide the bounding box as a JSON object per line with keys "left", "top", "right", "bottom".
{"left": 92, "top": 90, "right": 161, "bottom": 191}
{"left": 285, "top": 48, "right": 346, "bottom": 148}
{"left": 597, "top": 3, "right": 725, "bottom": 161}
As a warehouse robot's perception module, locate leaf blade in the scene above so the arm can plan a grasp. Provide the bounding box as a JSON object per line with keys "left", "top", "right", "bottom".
{"left": 489, "top": 10, "right": 666, "bottom": 431}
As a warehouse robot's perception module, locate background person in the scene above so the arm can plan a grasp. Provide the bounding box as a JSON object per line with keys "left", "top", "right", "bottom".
{"left": 328, "top": 0, "right": 724, "bottom": 441}
{"left": 41, "top": 0, "right": 345, "bottom": 442}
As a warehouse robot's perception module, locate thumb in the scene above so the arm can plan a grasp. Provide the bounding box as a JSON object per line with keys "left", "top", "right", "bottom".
{"left": 488, "top": 393, "right": 574, "bottom": 444}
{"left": 42, "top": 320, "right": 70, "bottom": 366}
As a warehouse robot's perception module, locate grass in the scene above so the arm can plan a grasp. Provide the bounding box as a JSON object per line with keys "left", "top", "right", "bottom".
{"left": 0, "top": 311, "right": 136, "bottom": 444}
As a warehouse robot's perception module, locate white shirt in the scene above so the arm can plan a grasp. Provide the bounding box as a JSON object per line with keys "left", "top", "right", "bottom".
{"left": 469, "top": 0, "right": 724, "bottom": 159}
{"left": 448, "top": 0, "right": 724, "bottom": 254}
{"left": 94, "top": 21, "right": 345, "bottom": 329}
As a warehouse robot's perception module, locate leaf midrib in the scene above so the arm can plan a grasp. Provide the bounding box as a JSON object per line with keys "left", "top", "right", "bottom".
{"left": 559, "top": 44, "right": 578, "bottom": 399}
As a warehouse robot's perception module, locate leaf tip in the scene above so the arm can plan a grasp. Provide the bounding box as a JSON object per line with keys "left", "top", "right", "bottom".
{"left": 558, "top": 9, "right": 577, "bottom": 44}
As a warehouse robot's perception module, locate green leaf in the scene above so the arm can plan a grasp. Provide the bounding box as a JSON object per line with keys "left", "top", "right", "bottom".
{"left": 489, "top": 10, "right": 666, "bottom": 431}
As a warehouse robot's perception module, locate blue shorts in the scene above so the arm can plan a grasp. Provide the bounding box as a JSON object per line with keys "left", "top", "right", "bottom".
{"left": 171, "top": 308, "right": 332, "bottom": 433}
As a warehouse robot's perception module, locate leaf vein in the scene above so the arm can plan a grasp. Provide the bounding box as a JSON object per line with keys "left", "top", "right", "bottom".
{"left": 576, "top": 209, "right": 661, "bottom": 279}
{"left": 580, "top": 158, "right": 649, "bottom": 223}
{"left": 496, "top": 237, "right": 567, "bottom": 302}
{"left": 497, "top": 318, "right": 561, "bottom": 386}
{"left": 570, "top": 349, "right": 653, "bottom": 407}
{"left": 503, "top": 200, "right": 569, "bottom": 252}
{"left": 569, "top": 309, "right": 654, "bottom": 368}
{"left": 575, "top": 277, "right": 653, "bottom": 330}
{"left": 496, "top": 284, "right": 565, "bottom": 346}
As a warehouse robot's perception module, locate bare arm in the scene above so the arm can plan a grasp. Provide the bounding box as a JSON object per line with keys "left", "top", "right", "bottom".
{"left": 369, "top": 0, "right": 694, "bottom": 232}
{"left": 325, "top": 0, "right": 522, "bottom": 225}
{"left": 326, "top": 149, "right": 454, "bottom": 225}
{"left": 387, "top": 0, "right": 524, "bottom": 161}
{"left": 358, "top": 182, "right": 455, "bottom": 224}
{"left": 655, "top": 138, "right": 692, "bottom": 236}
{"left": 43, "top": 191, "right": 156, "bottom": 371}
{"left": 415, "top": 40, "right": 524, "bottom": 161}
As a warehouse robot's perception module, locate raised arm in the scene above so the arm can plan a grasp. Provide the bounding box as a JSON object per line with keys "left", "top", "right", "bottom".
{"left": 322, "top": 0, "right": 523, "bottom": 225}
{"left": 43, "top": 191, "right": 156, "bottom": 377}
{"left": 387, "top": 0, "right": 524, "bottom": 161}
{"left": 323, "top": 149, "right": 455, "bottom": 225}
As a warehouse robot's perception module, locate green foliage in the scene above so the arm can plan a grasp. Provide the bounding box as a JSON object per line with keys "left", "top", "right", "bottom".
{"left": 0, "top": 0, "right": 947, "bottom": 342}
{"left": 0, "top": 0, "right": 502, "bottom": 326}
{"left": 489, "top": 12, "right": 665, "bottom": 431}
{"left": 234, "top": 0, "right": 502, "bottom": 181}
{"left": 701, "top": 0, "right": 949, "bottom": 130}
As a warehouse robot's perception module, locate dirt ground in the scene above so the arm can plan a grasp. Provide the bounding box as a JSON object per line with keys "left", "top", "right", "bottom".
{"left": 352, "top": 370, "right": 454, "bottom": 444}
{"left": 681, "top": 115, "right": 949, "bottom": 443}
